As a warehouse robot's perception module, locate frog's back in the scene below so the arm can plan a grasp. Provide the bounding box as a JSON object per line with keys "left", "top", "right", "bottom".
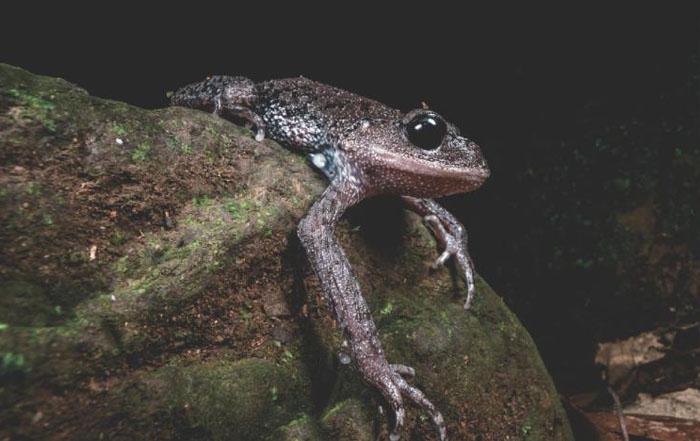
{"left": 255, "top": 77, "right": 399, "bottom": 151}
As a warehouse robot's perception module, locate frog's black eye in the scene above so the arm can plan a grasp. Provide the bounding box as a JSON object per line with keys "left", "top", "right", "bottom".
{"left": 405, "top": 113, "right": 447, "bottom": 150}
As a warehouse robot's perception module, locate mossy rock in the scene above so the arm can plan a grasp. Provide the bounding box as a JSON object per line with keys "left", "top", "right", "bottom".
{"left": 0, "top": 64, "right": 573, "bottom": 440}
{"left": 268, "top": 413, "right": 323, "bottom": 441}
{"left": 319, "top": 399, "right": 375, "bottom": 441}
{"left": 151, "top": 357, "right": 312, "bottom": 441}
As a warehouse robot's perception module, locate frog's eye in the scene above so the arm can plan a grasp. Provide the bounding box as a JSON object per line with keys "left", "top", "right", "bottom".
{"left": 405, "top": 112, "right": 447, "bottom": 150}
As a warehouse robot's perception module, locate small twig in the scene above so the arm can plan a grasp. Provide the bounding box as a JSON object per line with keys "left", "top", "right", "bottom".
{"left": 606, "top": 382, "right": 629, "bottom": 441}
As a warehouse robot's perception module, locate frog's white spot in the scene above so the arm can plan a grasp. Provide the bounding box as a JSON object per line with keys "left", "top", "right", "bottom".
{"left": 361, "top": 120, "right": 370, "bottom": 130}
{"left": 110, "top": 294, "right": 116, "bottom": 302}
{"left": 311, "top": 153, "right": 327, "bottom": 169}
{"left": 338, "top": 352, "right": 351, "bottom": 365}
{"left": 115, "top": 138, "right": 124, "bottom": 145}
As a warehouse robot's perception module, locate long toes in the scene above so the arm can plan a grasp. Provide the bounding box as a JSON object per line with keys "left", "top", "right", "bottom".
{"left": 394, "top": 377, "right": 448, "bottom": 441}
{"left": 459, "top": 254, "right": 476, "bottom": 310}
{"left": 464, "top": 283, "right": 475, "bottom": 310}
{"left": 390, "top": 363, "right": 416, "bottom": 378}
{"left": 423, "top": 215, "right": 448, "bottom": 244}
{"left": 371, "top": 368, "right": 405, "bottom": 441}
{"left": 432, "top": 250, "right": 451, "bottom": 269}
{"left": 389, "top": 403, "right": 405, "bottom": 441}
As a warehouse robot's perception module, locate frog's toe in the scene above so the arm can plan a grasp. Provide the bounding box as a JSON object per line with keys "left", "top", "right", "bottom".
{"left": 356, "top": 358, "right": 406, "bottom": 440}
{"left": 423, "top": 215, "right": 458, "bottom": 269}
{"left": 254, "top": 128, "right": 265, "bottom": 142}
{"left": 381, "top": 379, "right": 405, "bottom": 441}
{"left": 422, "top": 214, "right": 477, "bottom": 311}
{"left": 456, "top": 251, "right": 476, "bottom": 310}
{"left": 394, "top": 375, "right": 448, "bottom": 441}
{"left": 390, "top": 363, "right": 416, "bottom": 379}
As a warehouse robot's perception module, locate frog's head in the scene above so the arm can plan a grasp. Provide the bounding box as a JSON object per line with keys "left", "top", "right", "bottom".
{"left": 341, "top": 108, "right": 490, "bottom": 198}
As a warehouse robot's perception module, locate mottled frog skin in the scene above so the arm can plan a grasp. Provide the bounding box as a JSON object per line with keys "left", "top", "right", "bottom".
{"left": 171, "top": 76, "right": 490, "bottom": 441}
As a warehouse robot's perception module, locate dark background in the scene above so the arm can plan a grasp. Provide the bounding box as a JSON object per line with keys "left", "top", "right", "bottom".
{"left": 3, "top": 6, "right": 698, "bottom": 395}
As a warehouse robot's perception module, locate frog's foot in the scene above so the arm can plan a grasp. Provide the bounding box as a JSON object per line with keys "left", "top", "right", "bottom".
{"left": 212, "top": 94, "right": 266, "bottom": 141}
{"left": 401, "top": 197, "right": 477, "bottom": 310}
{"left": 362, "top": 362, "right": 406, "bottom": 441}
{"left": 390, "top": 363, "right": 416, "bottom": 379}
{"left": 393, "top": 373, "right": 448, "bottom": 441}
{"left": 422, "top": 214, "right": 476, "bottom": 310}
{"left": 360, "top": 358, "right": 446, "bottom": 440}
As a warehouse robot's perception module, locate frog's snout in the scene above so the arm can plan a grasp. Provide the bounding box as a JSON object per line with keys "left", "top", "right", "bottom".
{"left": 467, "top": 140, "right": 490, "bottom": 179}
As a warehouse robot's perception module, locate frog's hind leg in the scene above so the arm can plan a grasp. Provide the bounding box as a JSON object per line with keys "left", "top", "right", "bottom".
{"left": 401, "top": 196, "right": 477, "bottom": 310}
{"left": 298, "top": 180, "right": 410, "bottom": 440}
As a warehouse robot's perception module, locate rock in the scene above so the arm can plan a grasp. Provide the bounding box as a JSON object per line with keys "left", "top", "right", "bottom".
{"left": 150, "top": 357, "right": 312, "bottom": 441}
{"left": 269, "top": 414, "right": 323, "bottom": 441}
{"left": 320, "top": 399, "right": 375, "bottom": 441}
{"left": 0, "top": 64, "right": 573, "bottom": 440}
{"left": 583, "top": 411, "right": 700, "bottom": 441}
{"left": 625, "top": 388, "right": 700, "bottom": 422}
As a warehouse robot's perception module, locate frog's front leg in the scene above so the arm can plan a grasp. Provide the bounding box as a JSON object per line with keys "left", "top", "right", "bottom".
{"left": 213, "top": 96, "right": 266, "bottom": 142}
{"left": 402, "top": 197, "right": 477, "bottom": 310}
{"left": 298, "top": 182, "right": 447, "bottom": 441}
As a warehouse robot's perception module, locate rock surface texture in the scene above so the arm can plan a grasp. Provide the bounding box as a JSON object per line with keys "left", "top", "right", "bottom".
{"left": 0, "top": 64, "right": 573, "bottom": 441}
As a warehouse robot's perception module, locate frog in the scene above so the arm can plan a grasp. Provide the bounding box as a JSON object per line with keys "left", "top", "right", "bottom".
{"left": 170, "top": 75, "right": 490, "bottom": 441}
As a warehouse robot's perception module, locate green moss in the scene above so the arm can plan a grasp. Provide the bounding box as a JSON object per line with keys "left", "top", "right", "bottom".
{"left": 113, "top": 255, "right": 130, "bottom": 274}
{"left": 192, "top": 194, "right": 212, "bottom": 207}
{"left": 131, "top": 141, "right": 151, "bottom": 161}
{"left": 6, "top": 87, "right": 56, "bottom": 131}
{"left": 1, "top": 351, "right": 27, "bottom": 375}
{"left": 111, "top": 123, "right": 128, "bottom": 136}
{"left": 109, "top": 230, "right": 127, "bottom": 246}
{"left": 379, "top": 301, "right": 394, "bottom": 317}
{"left": 223, "top": 198, "right": 253, "bottom": 220}
{"left": 153, "top": 358, "right": 311, "bottom": 441}
{"left": 25, "top": 182, "right": 42, "bottom": 196}
{"left": 164, "top": 136, "right": 179, "bottom": 150}
{"left": 320, "top": 399, "right": 374, "bottom": 441}
{"left": 268, "top": 413, "right": 322, "bottom": 441}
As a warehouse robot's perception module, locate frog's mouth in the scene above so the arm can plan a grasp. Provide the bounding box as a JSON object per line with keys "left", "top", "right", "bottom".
{"left": 374, "top": 147, "right": 490, "bottom": 185}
